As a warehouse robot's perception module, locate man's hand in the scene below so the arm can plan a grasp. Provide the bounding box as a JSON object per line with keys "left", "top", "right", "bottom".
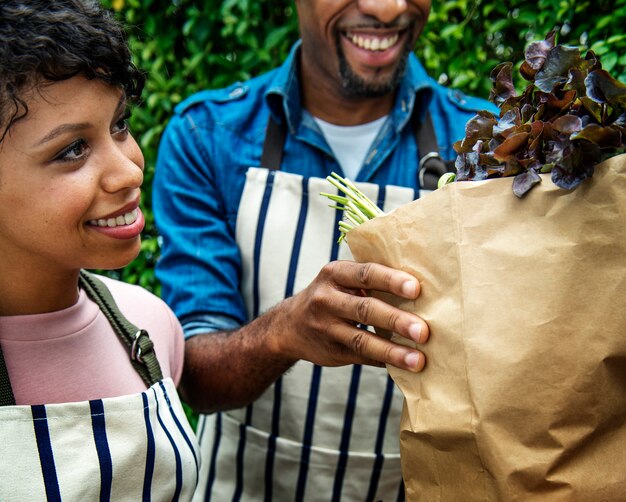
{"left": 269, "top": 260, "right": 428, "bottom": 372}
{"left": 179, "top": 260, "right": 428, "bottom": 413}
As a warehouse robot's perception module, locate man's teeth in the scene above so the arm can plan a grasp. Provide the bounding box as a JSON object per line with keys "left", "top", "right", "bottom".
{"left": 347, "top": 33, "right": 399, "bottom": 51}
{"left": 89, "top": 208, "right": 138, "bottom": 227}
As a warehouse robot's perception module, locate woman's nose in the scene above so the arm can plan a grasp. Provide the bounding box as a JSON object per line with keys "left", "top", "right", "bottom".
{"left": 357, "top": 0, "right": 408, "bottom": 24}
{"left": 100, "top": 136, "right": 144, "bottom": 193}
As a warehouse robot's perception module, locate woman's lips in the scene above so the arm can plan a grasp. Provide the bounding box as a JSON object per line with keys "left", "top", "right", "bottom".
{"left": 87, "top": 207, "right": 145, "bottom": 240}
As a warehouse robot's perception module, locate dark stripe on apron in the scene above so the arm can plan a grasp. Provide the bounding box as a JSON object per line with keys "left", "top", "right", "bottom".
{"left": 365, "top": 184, "right": 397, "bottom": 502}
{"left": 252, "top": 170, "right": 277, "bottom": 319}
{"left": 264, "top": 175, "right": 309, "bottom": 502}
{"left": 284, "top": 176, "right": 309, "bottom": 297}
{"left": 233, "top": 407, "right": 253, "bottom": 502}
{"left": 295, "top": 364, "right": 322, "bottom": 501}
{"left": 296, "top": 178, "right": 343, "bottom": 499}
{"left": 142, "top": 391, "right": 156, "bottom": 502}
{"left": 205, "top": 413, "right": 222, "bottom": 501}
{"left": 263, "top": 377, "right": 281, "bottom": 502}
{"left": 90, "top": 399, "right": 113, "bottom": 502}
{"left": 159, "top": 381, "right": 200, "bottom": 477}
{"left": 232, "top": 170, "right": 276, "bottom": 502}
{"left": 397, "top": 479, "right": 406, "bottom": 502}
{"left": 377, "top": 184, "right": 387, "bottom": 213}
{"left": 331, "top": 364, "right": 362, "bottom": 501}
{"left": 31, "top": 405, "right": 62, "bottom": 502}
{"left": 154, "top": 386, "right": 183, "bottom": 501}
{"left": 366, "top": 375, "right": 396, "bottom": 502}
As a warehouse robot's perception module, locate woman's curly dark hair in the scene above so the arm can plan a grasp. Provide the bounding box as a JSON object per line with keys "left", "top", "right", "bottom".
{"left": 0, "top": 0, "right": 146, "bottom": 142}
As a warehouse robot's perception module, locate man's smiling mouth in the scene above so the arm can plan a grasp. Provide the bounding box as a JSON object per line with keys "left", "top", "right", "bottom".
{"left": 345, "top": 32, "right": 400, "bottom": 51}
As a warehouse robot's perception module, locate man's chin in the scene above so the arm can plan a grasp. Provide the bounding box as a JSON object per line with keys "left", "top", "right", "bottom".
{"left": 337, "top": 44, "right": 411, "bottom": 99}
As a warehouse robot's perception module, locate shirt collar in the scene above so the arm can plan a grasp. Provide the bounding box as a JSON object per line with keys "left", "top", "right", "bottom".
{"left": 264, "top": 41, "right": 436, "bottom": 134}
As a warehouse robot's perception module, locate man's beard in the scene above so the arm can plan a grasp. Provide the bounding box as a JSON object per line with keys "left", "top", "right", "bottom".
{"left": 336, "top": 38, "right": 412, "bottom": 98}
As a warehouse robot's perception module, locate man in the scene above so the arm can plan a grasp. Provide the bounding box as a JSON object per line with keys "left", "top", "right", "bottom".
{"left": 153, "top": 0, "right": 494, "bottom": 499}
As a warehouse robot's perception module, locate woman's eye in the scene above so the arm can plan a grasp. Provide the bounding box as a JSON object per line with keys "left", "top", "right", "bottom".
{"left": 113, "top": 112, "right": 131, "bottom": 136}
{"left": 55, "top": 139, "right": 89, "bottom": 162}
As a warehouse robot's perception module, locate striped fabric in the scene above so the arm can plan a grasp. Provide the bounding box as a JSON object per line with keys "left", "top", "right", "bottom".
{"left": 0, "top": 378, "right": 199, "bottom": 501}
{"left": 194, "top": 169, "right": 417, "bottom": 501}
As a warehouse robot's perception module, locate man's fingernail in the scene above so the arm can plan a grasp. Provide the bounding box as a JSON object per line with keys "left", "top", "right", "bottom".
{"left": 401, "top": 280, "right": 416, "bottom": 297}
{"left": 404, "top": 352, "right": 421, "bottom": 370}
{"left": 409, "top": 323, "right": 423, "bottom": 343}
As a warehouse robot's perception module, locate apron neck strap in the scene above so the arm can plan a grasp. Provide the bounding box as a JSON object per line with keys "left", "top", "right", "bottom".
{"left": 0, "top": 271, "right": 164, "bottom": 406}
{"left": 260, "top": 108, "right": 454, "bottom": 191}
{"left": 261, "top": 115, "right": 287, "bottom": 171}
{"left": 0, "top": 344, "right": 15, "bottom": 406}
{"left": 414, "top": 110, "right": 456, "bottom": 191}
{"left": 78, "top": 271, "right": 163, "bottom": 388}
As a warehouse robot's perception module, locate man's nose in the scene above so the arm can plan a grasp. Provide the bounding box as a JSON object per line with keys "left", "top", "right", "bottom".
{"left": 357, "top": 0, "right": 408, "bottom": 24}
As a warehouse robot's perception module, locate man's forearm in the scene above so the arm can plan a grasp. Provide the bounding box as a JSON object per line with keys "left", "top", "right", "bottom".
{"left": 178, "top": 309, "right": 296, "bottom": 414}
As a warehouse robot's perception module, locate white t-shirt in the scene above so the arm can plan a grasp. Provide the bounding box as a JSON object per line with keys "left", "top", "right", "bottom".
{"left": 314, "top": 115, "right": 387, "bottom": 180}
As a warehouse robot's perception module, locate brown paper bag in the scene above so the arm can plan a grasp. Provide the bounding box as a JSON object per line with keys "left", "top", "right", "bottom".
{"left": 348, "top": 154, "right": 626, "bottom": 501}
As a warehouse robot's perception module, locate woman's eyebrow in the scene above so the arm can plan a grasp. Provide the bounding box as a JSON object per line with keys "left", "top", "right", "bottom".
{"left": 36, "top": 93, "right": 127, "bottom": 146}
{"left": 37, "top": 123, "right": 90, "bottom": 146}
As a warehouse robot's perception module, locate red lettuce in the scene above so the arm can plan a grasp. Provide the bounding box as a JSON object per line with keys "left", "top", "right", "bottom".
{"left": 454, "top": 30, "right": 626, "bottom": 197}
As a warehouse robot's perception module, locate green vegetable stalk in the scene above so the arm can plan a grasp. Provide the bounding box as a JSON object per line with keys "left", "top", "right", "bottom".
{"left": 320, "top": 172, "right": 384, "bottom": 243}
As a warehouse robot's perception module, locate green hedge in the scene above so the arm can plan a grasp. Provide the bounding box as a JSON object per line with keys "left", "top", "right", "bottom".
{"left": 99, "top": 0, "right": 626, "bottom": 292}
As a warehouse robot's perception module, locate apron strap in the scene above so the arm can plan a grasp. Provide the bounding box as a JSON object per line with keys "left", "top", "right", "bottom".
{"left": 0, "top": 344, "right": 16, "bottom": 406}
{"left": 260, "top": 110, "right": 454, "bottom": 191}
{"left": 414, "top": 111, "right": 456, "bottom": 191}
{"left": 0, "top": 272, "right": 164, "bottom": 406}
{"left": 261, "top": 115, "right": 287, "bottom": 171}
{"left": 79, "top": 271, "right": 163, "bottom": 388}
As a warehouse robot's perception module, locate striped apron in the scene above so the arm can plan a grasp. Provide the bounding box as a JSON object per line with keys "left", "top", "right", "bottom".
{"left": 193, "top": 110, "right": 448, "bottom": 501}
{"left": 194, "top": 170, "right": 418, "bottom": 502}
{"left": 0, "top": 273, "right": 200, "bottom": 501}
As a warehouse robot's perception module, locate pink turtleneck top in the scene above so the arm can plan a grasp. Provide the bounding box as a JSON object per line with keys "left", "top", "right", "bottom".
{"left": 0, "top": 275, "right": 184, "bottom": 405}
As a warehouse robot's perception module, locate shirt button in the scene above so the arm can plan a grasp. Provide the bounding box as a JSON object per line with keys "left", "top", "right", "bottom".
{"left": 229, "top": 87, "right": 244, "bottom": 98}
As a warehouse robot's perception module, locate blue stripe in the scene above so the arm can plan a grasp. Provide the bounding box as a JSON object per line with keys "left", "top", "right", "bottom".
{"left": 377, "top": 184, "right": 387, "bottom": 212}
{"left": 142, "top": 392, "right": 156, "bottom": 502}
{"left": 330, "top": 197, "right": 342, "bottom": 261}
{"left": 263, "top": 376, "right": 282, "bottom": 502}
{"left": 205, "top": 413, "right": 222, "bottom": 501}
{"left": 262, "top": 175, "right": 308, "bottom": 501}
{"left": 31, "top": 405, "right": 61, "bottom": 502}
{"left": 284, "top": 176, "right": 309, "bottom": 298}
{"left": 295, "top": 364, "right": 322, "bottom": 500}
{"left": 397, "top": 479, "right": 406, "bottom": 501}
{"left": 232, "top": 169, "right": 274, "bottom": 501}
{"left": 154, "top": 387, "right": 183, "bottom": 501}
{"left": 252, "top": 170, "right": 276, "bottom": 318}
{"left": 295, "top": 185, "right": 341, "bottom": 499}
{"left": 159, "top": 382, "right": 200, "bottom": 486}
{"left": 331, "top": 364, "right": 362, "bottom": 501}
{"left": 196, "top": 413, "right": 208, "bottom": 444}
{"left": 232, "top": 406, "right": 253, "bottom": 502}
{"left": 366, "top": 375, "right": 396, "bottom": 501}
{"left": 90, "top": 400, "right": 113, "bottom": 502}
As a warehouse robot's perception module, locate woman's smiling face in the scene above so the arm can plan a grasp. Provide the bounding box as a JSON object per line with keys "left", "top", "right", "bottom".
{"left": 296, "top": 0, "right": 431, "bottom": 98}
{"left": 0, "top": 76, "right": 145, "bottom": 276}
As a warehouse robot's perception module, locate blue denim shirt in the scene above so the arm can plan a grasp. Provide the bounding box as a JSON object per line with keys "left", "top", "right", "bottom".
{"left": 153, "top": 41, "right": 496, "bottom": 337}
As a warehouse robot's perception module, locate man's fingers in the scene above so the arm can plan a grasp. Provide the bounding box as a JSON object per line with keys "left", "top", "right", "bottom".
{"left": 331, "top": 291, "right": 429, "bottom": 345}
{"left": 331, "top": 324, "right": 426, "bottom": 372}
{"left": 321, "top": 261, "right": 421, "bottom": 300}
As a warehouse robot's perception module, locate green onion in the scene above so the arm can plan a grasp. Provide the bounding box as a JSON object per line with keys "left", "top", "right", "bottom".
{"left": 320, "top": 172, "right": 384, "bottom": 243}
